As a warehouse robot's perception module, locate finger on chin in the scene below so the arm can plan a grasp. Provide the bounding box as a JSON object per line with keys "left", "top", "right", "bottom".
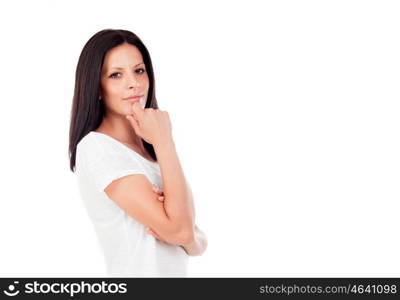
{"left": 131, "top": 101, "right": 142, "bottom": 116}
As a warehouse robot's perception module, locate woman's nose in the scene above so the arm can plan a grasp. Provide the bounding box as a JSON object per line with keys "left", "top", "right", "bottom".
{"left": 131, "top": 79, "right": 140, "bottom": 87}
{"left": 127, "top": 74, "right": 140, "bottom": 89}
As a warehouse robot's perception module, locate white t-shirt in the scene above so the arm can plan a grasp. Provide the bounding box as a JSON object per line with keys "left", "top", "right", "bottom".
{"left": 75, "top": 131, "right": 188, "bottom": 277}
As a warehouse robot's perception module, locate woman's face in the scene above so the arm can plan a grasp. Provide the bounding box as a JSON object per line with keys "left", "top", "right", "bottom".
{"left": 100, "top": 43, "right": 149, "bottom": 114}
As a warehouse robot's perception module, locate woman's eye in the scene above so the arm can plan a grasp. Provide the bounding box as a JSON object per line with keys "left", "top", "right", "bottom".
{"left": 109, "top": 72, "right": 121, "bottom": 78}
{"left": 109, "top": 69, "right": 146, "bottom": 78}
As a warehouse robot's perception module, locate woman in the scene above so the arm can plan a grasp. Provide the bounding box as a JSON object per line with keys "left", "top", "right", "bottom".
{"left": 68, "top": 29, "right": 207, "bottom": 277}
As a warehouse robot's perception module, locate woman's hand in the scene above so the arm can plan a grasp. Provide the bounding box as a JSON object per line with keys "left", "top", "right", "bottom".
{"left": 126, "top": 102, "right": 173, "bottom": 147}
{"left": 151, "top": 184, "right": 165, "bottom": 202}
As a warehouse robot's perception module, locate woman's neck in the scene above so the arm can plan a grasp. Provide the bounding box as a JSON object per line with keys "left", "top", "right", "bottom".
{"left": 95, "top": 113, "right": 144, "bottom": 151}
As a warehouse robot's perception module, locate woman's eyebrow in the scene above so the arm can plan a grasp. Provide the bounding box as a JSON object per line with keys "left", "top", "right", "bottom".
{"left": 109, "top": 62, "right": 144, "bottom": 70}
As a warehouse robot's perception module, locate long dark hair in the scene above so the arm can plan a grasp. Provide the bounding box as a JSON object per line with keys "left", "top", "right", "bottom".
{"left": 69, "top": 29, "right": 159, "bottom": 172}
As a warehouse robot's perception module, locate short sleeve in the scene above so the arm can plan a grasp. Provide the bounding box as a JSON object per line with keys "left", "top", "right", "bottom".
{"left": 77, "top": 133, "right": 147, "bottom": 193}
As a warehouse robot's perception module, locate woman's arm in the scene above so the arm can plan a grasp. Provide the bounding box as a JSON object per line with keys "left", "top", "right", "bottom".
{"left": 153, "top": 138, "right": 195, "bottom": 241}
{"left": 148, "top": 186, "right": 204, "bottom": 255}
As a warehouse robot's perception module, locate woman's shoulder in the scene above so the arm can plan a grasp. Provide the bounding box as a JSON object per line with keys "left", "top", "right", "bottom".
{"left": 76, "top": 131, "right": 117, "bottom": 164}
{"left": 77, "top": 131, "right": 101, "bottom": 154}
{"left": 77, "top": 130, "right": 142, "bottom": 163}
{"left": 75, "top": 131, "right": 148, "bottom": 181}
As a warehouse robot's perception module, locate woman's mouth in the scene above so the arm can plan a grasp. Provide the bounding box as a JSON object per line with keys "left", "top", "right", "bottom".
{"left": 123, "top": 95, "right": 143, "bottom": 102}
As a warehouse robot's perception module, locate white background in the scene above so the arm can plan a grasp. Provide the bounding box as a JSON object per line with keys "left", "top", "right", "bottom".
{"left": 0, "top": 0, "right": 399, "bottom": 277}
